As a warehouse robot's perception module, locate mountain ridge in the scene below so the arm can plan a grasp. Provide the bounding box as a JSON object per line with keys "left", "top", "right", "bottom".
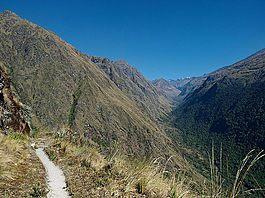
{"left": 89, "top": 55, "right": 172, "bottom": 118}
{"left": 0, "top": 10, "right": 176, "bottom": 159}
{"left": 172, "top": 48, "right": 265, "bottom": 194}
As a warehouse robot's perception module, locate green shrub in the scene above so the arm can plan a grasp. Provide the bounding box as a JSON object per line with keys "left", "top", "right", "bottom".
{"left": 30, "top": 182, "right": 49, "bottom": 197}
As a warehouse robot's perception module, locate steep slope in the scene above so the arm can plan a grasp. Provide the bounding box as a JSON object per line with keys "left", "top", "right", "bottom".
{"left": 0, "top": 10, "right": 174, "bottom": 157}
{"left": 89, "top": 56, "right": 171, "bottom": 118}
{"left": 0, "top": 133, "right": 47, "bottom": 197}
{"left": 151, "top": 78, "right": 181, "bottom": 102}
{"left": 0, "top": 62, "right": 47, "bottom": 197}
{"left": 173, "top": 48, "right": 265, "bottom": 192}
{"left": 0, "top": 63, "right": 30, "bottom": 134}
{"left": 152, "top": 77, "right": 207, "bottom": 104}
{"left": 175, "top": 48, "right": 265, "bottom": 149}
{"left": 175, "top": 76, "right": 207, "bottom": 98}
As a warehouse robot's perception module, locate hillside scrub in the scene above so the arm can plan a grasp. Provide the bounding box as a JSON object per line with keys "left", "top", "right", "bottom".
{"left": 41, "top": 132, "right": 265, "bottom": 198}
{"left": 0, "top": 129, "right": 263, "bottom": 197}
{"left": 43, "top": 133, "right": 199, "bottom": 197}
{"left": 172, "top": 48, "right": 265, "bottom": 194}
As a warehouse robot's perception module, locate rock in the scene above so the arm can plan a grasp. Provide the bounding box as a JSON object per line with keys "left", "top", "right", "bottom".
{"left": 31, "top": 142, "right": 36, "bottom": 148}
{"left": 0, "top": 67, "right": 31, "bottom": 135}
{"left": 102, "top": 58, "right": 110, "bottom": 64}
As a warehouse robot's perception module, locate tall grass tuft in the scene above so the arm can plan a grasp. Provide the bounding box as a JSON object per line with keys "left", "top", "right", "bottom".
{"left": 230, "top": 149, "right": 265, "bottom": 198}
{"left": 207, "top": 142, "right": 265, "bottom": 198}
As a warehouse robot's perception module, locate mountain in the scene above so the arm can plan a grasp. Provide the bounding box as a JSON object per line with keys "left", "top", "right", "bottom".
{"left": 1, "top": 9, "right": 264, "bottom": 197}
{"left": 151, "top": 78, "right": 181, "bottom": 102}
{"left": 173, "top": 48, "right": 265, "bottom": 192}
{"left": 175, "top": 48, "right": 265, "bottom": 149}
{"left": 89, "top": 56, "right": 171, "bottom": 118}
{"left": 0, "top": 10, "right": 176, "bottom": 157}
{"left": 152, "top": 77, "right": 207, "bottom": 104}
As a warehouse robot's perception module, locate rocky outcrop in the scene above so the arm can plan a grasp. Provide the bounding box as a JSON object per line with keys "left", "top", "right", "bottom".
{"left": 90, "top": 56, "right": 110, "bottom": 64}
{"left": 0, "top": 65, "right": 30, "bottom": 135}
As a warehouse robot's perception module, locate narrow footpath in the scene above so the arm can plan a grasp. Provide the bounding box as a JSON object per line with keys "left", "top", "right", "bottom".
{"left": 34, "top": 139, "right": 70, "bottom": 198}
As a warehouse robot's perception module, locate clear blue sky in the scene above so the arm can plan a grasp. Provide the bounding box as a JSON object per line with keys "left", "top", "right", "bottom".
{"left": 2, "top": 0, "right": 265, "bottom": 80}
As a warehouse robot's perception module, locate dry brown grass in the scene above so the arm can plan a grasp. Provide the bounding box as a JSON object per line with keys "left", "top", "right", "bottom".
{"left": 42, "top": 135, "right": 265, "bottom": 198}
{"left": 44, "top": 136, "right": 198, "bottom": 198}
{"left": 0, "top": 132, "right": 47, "bottom": 198}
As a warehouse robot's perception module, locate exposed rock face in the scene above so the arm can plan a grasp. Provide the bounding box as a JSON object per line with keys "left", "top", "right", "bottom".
{"left": 0, "top": 65, "right": 30, "bottom": 135}
{"left": 90, "top": 56, "right": 111, "bottom": 64}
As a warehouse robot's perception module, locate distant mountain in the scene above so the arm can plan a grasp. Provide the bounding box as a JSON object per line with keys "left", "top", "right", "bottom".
{"left": 152, "top": 77, "right": 207, "bottom": 104}
{"left": 0, "top": 10, "right": 176, "bottom": 157}
{"left": 173, "top": 48, "right": 265, "bottom": 192}
{"left": 151, "top": 78, "right": 181, "bottom": 102}
{"left": 89, "top": 56, "right": 171, "bottom": 118}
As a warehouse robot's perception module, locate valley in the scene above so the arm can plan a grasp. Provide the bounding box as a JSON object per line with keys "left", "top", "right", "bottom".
{"left": 0, "top": 10, "right": 264, "bottom": 198}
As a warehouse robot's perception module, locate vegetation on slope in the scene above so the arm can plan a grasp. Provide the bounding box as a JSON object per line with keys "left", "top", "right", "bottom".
{"left": 42, "top": 132, "right": 203, "bottom": 197}
{"left": 1, "top": 10, "right": 264, "bottom": 197}
{"left": 0, "top": 10, "right": 176, "bottom": 158}
{"left": 68, "top": 83, "right": 82, "bottom": 128}
{"left": 172, "top": 48, "right": 265, "bottom": 196}
{"left": 41, "top": 131, "right": 264, "bottom": 198}
{"left": 90, "top": 56, "right": 171, "bottom": 118}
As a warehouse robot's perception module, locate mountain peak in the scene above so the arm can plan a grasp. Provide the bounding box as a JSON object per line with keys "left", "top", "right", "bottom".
{"left": 1, "top": 10, "right": 19, "bottom": 18}
{"left": 115, "top": 59, "right": 128, "bottom": 65}
{"left": 155, "top": 78, "right": 167, "bottom": 82}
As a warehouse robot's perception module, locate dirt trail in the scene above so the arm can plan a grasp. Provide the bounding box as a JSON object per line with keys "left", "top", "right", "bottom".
{"left": 34, "top": 139, "right": 70, "bottom": 198}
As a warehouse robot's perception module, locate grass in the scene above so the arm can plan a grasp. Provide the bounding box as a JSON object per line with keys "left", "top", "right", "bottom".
{"left": 9, "top": 132, "right": 27, "bottom": 141}
{"left": 30, "top": 183, "right": 49, "bottom": 197}
{"left": 0, "top": 132, "right": 47, "bottom": 198}
{"left": 0, "top": 151, "right": 12, "bottom": 180}
{"left": 230, "top": 149, "right": 265, "bottom": 197}
{"left": 41, "top": 133, "right": 265, "bottom": 198}
{"left": 0, "top": 11, "right": 177, "bottom": 162}
{"left": 1, "top": 129, "right": 263, "bottom": 198}
{"left": 205, "top": 143, "right": 265, "bottom": 198}
{"left": 43, "top": 135, "right": 198, "bottom": 197}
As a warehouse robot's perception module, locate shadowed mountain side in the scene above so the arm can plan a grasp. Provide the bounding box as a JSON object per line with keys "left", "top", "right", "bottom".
{"left": 172, "top": 48, "right": 265, "bottom": 193}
